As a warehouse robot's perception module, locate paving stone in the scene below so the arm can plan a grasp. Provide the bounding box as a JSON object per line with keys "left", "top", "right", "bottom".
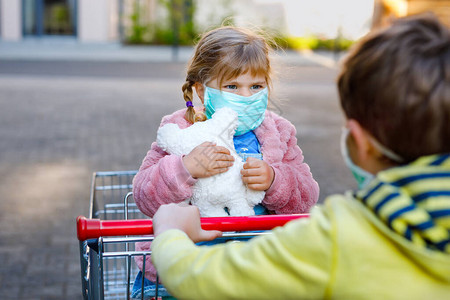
{"left": 65, "top": 282, "right": 84, "bottom": 299}
{"left": 0, "top": 284, "right": 21, "bottom": 299}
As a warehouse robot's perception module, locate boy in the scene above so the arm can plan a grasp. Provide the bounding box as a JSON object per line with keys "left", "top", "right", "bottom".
{"left": 149, "top": 14, "right": 450, "bottom": 299}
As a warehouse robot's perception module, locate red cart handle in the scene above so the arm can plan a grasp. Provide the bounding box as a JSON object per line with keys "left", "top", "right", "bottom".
{"left": 77, "top": 214, "right": 309, "bottom": 241}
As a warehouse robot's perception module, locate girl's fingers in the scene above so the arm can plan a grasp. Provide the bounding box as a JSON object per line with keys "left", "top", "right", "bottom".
{"left": 206, "top": 167, "right": 230, "bottom": 177}
{"left": 242, "top": 175, "right": 262, "bottom": 185}
{"left": 246, "top": 183, "right": 266, "bottom": 191}
{"left": 212, "top": 145, "right": 232, "bottom": 155}
{"left": 202, "top": 144, "right": 230, "bottom": 154}
{"left": 213, "top": 161, "right": 234, "bottom": 169}
{"left": 215, "top": 153, "right": 234, "bottom": 162}
{"left": 198, "top": 229, "right": 223, "bottom": 242}
{"left": 241, "top": 167, "right": 260, "bottom": 177}
{"left": 243, "top": 157, "right": 260, "bottom": 169}
{"left": 201, "top": 145, "right": 233, "bottom": 161}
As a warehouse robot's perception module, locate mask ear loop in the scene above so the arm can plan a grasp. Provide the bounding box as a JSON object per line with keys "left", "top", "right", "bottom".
{"left": 340, "top": 127, "right": 375, "bottom": 189}
{"left": 368, "top": 136, "right": 405, "bottom": 163}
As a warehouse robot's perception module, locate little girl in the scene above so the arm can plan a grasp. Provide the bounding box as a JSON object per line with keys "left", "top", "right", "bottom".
{"left": 131, "top": 26, "right": 319, "bottom": 298}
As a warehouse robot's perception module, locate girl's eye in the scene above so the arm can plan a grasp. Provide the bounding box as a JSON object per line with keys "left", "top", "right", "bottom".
{"left": 224, "top": 85, "right": 237, "bottom": 90}
{"left": 251, "top": 85, "right": 263, "bottom": 90}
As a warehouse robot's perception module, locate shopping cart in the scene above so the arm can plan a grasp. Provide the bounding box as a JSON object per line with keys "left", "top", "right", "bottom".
{"left": 77, "top": 170, "right": 309, "bottom": 300}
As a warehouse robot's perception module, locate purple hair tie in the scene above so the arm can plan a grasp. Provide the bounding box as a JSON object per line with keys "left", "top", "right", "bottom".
{"left": 186, "top": 101, "right": 194, "bottom": 107}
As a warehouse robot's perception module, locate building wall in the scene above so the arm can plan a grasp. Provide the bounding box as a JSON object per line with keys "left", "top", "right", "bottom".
{"left": 78, "top": 0, "right": 113, "bottom": 42}
{"left": 0, "top": 0, "right": 21, "bottom": 41}
{"left": 0, "top": 0, "right": 118, "bottom": 42}
{"left": 108, "top": 0, "right": 120, "bottom": 41}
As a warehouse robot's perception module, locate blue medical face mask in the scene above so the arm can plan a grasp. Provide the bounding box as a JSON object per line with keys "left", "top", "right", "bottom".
{"left": 203, "top": 86, "right": 268, "bottom": 136}
{"left": 340, "top": 128, "right": 375, "bottom": 189}
{"left": 340, "top": 127, "right": 404, "bottom": 190}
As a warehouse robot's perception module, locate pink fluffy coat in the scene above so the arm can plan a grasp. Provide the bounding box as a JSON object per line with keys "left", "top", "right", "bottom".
{"left": 133, "top": 108, "right": 320, "bottom": 282}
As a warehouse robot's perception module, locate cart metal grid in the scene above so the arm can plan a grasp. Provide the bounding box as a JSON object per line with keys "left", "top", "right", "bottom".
{"left": 77, "top": 170, "right": 308, "bottom": 300}
{"left": 81, "top": 170, "right": 150, "bottom": 300}
{"left": 89, "top": 170, "right": 143, "bottom": 221}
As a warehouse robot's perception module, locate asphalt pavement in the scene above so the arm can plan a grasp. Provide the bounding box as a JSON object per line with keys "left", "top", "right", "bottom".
{"left": 0, "top": 40, "right": 354, "bottom": 299}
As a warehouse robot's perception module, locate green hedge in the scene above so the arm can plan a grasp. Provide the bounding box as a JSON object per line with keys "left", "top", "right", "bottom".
{"left": 273, "top": 35, "right": 354, "bottom": 51}
{"left": 124, "top": 1, "right": 354, "bottom": 51}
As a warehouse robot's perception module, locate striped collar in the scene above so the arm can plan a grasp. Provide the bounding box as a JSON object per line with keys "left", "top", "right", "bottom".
{"left": 356, "top": 154, "right": 450, "bottom": 253}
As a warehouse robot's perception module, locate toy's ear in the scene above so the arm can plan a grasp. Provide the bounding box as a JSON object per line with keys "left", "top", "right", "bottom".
{"left": 156, "top": 123, "right": 181, "bottom": 153}
{"left": 213, "top": 107, "right": 238, "bottom": 135}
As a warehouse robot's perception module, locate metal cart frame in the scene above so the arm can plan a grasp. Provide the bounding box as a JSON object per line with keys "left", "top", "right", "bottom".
{"left": 77, "top": 170, "right": 308, "bottom": 299}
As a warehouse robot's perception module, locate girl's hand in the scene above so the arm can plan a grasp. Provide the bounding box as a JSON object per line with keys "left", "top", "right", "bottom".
{"left": 241, "top": 157, "right": 275, "bottom": 191}
{"left": 153, "top": 203, "right": 222, "bottom": 242}
{"left": 182, "top": 142, "right": 235, "bottom": 179}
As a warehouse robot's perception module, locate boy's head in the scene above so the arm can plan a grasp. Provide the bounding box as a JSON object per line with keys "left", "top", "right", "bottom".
{"left": 338, "top": 13, "right": 450, "bottom": 163}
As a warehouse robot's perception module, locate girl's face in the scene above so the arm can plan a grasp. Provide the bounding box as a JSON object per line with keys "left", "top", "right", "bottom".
{"left": 196, "top": 72, "right": 267, "bottom": 103}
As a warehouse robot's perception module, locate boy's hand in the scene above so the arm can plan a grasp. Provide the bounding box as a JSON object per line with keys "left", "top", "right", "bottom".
{"left": 152, "top": 203, "right": 222, "bottom": 243}
{"left": 182, "top": 142, "right": 235, "bottom": 179}
{"left": 241, "top": 157, "right": 275, "bottom": 191}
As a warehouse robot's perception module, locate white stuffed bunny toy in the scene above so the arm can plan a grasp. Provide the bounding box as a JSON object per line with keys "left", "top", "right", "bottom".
{"left": 156, "top": 107, "right": 265, "bottom": 217}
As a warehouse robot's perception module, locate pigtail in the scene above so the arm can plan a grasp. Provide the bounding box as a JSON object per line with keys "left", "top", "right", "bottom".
{"left": 182, "top": 80, "right": 207, "bottom": 123}
{"left": 182, "top": 80, "right": 196, "bottom": 123}
{"left": 194, "top": 111, "right": 207, "bottom": 122}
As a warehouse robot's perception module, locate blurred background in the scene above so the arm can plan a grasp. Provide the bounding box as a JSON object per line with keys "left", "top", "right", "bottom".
{"left": 0, "top": 0, "right": 449, "bottom": 299}
{"left": 2, "top": 0, "right": 449, "bottom": 48}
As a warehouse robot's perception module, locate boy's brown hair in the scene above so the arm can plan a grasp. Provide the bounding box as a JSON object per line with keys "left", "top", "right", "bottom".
{"left": 338, "top": 13, "right": 450, "bottom": 162}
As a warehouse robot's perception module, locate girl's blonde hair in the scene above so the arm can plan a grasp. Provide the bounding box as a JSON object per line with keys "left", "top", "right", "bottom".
{"left": 183, "top": 26, "right": 273, "bottom": 123}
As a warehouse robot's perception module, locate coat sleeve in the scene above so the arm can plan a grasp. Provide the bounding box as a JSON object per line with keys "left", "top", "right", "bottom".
{"left": 133, "top": 114, "right": 197, "bottom": 217}
{"left": 151, "top": 205, "right": 335, "bottom": 299}
{"left": 263, "top": 118, "right": 319, "bottom": 214}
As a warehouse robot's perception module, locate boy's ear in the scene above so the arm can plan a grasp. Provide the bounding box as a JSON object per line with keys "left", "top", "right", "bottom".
{"left": 193, "top": 82, "right": 205, "bottom": 103}
{"left": 347, "top": 119, "right": 397, "bottom": 174}
{"left": 346, "top": 119, "right": 377, "bottom": 163}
